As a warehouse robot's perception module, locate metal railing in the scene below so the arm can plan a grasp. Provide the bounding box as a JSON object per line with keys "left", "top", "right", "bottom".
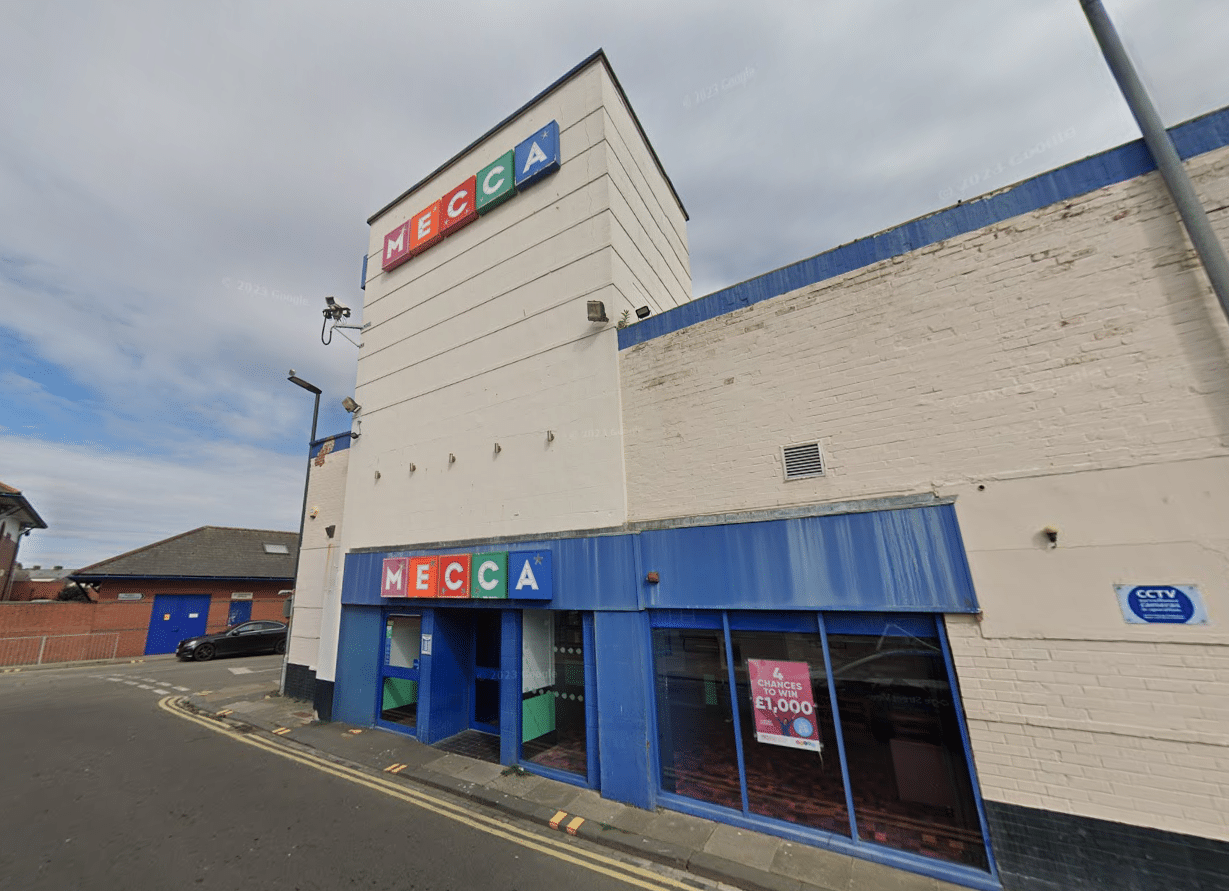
{"left": 0, "top": 633, "right": 121, "bottom": 667}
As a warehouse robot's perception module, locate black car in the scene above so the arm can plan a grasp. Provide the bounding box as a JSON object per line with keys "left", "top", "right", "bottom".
{"left": 175, "top": 621, "right": 288, "bottom": 661}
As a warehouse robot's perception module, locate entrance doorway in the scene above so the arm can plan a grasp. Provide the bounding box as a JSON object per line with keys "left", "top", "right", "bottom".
{"left": 471, "top": 610, "right": 501, "bottom": 733}
{"left": 426, "top": 608, "right": 505, "bottom": 763}
{"left": 227, "top": 600, "right": 252, "bottom": 626}
{"left": 379, "top": 614, "right": 422, "bottom": 733}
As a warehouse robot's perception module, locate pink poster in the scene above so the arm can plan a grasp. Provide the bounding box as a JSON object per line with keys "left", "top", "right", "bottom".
{"left": 747, "top": 659, "right": 822, "bottom": 752}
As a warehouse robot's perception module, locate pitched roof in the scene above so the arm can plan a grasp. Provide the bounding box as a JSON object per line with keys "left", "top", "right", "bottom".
{"left": 72, "top": 526, "right": 298, "bottom": 581}
{"left": 0, "top": 481, "right": 48, "bottom": 530}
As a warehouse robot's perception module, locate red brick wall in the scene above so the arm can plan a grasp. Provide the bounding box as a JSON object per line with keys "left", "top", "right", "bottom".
{"left": 0, "top": 602, "right": 147, "bottom": 664}
{"left": 94, "top": 579, "right": 290, "bottom": 630}
{"left": 0, "top": 534, "right": 17, "bottom": 600}
{"left": 0, "top": 578, "right": 291, "bottom": 666}
{"left": 6, "top": 580, "right": 67, "bottom": 601}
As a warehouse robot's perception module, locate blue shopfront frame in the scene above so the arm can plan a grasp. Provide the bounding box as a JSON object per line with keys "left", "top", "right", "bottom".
{"left": 645, "top": 609, "right": 1000, "bottom": 890}
{"left": 333, "top": 502, "right": 996, "bottom": 888}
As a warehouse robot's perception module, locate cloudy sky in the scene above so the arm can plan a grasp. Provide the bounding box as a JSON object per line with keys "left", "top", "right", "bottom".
{"left": 4, "top": 0, "right": 1229, "bottom": 569}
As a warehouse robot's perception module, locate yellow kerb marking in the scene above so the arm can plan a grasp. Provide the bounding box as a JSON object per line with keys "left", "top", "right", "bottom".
{"left": 384, "top": 763, "right": 407, "bottom": 774}
{"left": 549, "top": 810, "right": 567, "bottom": 829}
{"left": 272, "top": 727, "right": 291, "bottom": 735}
{"left": 157, "top": 696, "right": 701, "bottom": 891}
{"left": 566, "top": 816, "right": 585, "bottom": 836}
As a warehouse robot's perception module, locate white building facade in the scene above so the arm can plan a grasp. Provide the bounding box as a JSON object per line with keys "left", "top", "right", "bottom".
{"left": 287, "top": 51, "right": 1229, "bottom": 891}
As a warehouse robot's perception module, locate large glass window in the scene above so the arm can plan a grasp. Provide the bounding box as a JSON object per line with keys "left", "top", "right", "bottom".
{"left": 730, "top": 630, "right": 850, "bottom": 836}
{"left": 521, "top": 610, "right": 587, "bottom": 776}
{"left": 652, "top": 627, "right": 741, "bottom": 810}
{"left": 828, "top": 618, "right": 987, "bottom": 869}
{"left": 649, "top": 612, "right": 990, "bottom": 872}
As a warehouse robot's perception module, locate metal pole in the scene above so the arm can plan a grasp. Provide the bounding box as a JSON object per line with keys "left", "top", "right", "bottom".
{"left": 282, "top": 375, "right": 322, "bottom": 696}
{"left": 1080, "top": 0, "right": 1229, "bottom": 325}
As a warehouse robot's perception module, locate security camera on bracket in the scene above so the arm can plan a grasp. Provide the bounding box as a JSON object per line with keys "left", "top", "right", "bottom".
{"left": 321, "top": 296, "right": 369, "bottom": 347}
{"left": 342, "top": 395, "right": 362, "bottom": 440}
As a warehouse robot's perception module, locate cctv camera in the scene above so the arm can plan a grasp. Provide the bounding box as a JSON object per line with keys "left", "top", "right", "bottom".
{"left": 322, "top": 296, "right": 351, "bottom": 321}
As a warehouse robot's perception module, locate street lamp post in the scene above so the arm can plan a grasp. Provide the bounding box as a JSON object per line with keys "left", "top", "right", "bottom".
{"left": 282, "top": 370, "right": 322, "bottom": 697}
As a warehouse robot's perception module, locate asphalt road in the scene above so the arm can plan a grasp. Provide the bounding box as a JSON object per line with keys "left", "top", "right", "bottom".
{"left": 0, "top": 656, "right": 716, "bottom": 891}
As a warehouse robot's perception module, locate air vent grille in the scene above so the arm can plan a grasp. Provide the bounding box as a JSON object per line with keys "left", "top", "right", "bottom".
{"left": 782, "top": 442, "right": 825, "bottom": 480}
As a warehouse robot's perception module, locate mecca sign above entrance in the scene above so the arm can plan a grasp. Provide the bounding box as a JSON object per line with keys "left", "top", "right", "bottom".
{"left": 380, "top": 550, "right": 552, "bottom": 601}
{"left": 381, "top": 120, "right": 562, "bottom": 272}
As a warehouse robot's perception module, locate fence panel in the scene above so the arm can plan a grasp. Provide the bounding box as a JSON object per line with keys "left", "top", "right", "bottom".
{"left": 0, "top": 633, "right": 121, "bottom": 667}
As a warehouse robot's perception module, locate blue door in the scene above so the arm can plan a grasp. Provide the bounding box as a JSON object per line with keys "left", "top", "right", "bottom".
{"left": 378, "top": 614, "right": 422, "bottom": 736}
{"left": 145, "top": 594, "right": 212, "bottom": 655}
{"left": 227, "top": 600, "right": 252, "bottom": 626}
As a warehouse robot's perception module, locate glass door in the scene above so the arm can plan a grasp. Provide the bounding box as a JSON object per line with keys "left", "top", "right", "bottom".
{"left": 521, "top": 610, "right": 589, "bottom": 778}
{"left": 380, "top": 614, "right": 422, "bottom": 734}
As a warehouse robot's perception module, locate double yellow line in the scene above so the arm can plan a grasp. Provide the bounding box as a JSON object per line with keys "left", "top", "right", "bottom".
{"left": 158, "top": 697, "right": 707, "bottom": 891}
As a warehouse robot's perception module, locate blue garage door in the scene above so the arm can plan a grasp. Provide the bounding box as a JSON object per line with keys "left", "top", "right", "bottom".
{"left": 145, "top": 594, "right": 212, "bottom": 655}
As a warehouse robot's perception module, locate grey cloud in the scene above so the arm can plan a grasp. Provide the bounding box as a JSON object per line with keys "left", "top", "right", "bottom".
{"left": 2, "top": 0, "right": 1227, "bottom": 564}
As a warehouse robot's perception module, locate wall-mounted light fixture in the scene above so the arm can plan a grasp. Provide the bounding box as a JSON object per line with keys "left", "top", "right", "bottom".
{"left": 449, "top": 453, "right": 456, "bottom": 464}
{"left": 494, "top": 443, "right": 502, "bottom": 454}
{"left": 341, "top": 396, "right": 362, "bottom": 439}
{"left": 324, "top": 525, "right": 336, "bottom": 539}
{"left": 374, "top": 470, "right": 381, "bottom": 480}
{"left": 587, "top": 300, "right": 608, "bottom": 322}
{"left": 1042, "top": 526, "right": 1059, "bottom": 548}
{"left": 408, "top": 462, "right": 416, "bottom": 473}
{"left": 546, "top": 430, "right": 555, "bottom": 443}
{"left": 635, "top": 306, "right": 651, "bottom": 320}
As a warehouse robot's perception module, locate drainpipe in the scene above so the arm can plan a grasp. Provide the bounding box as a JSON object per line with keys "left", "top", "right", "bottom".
{"left": 1079, "top": 0, "right": 1229, "bottom": 326}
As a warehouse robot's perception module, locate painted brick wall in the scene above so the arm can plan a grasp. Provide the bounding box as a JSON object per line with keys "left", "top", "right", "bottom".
{"left": 620, "top": 145, "right": 1229, "bottom": 518}
{"left": 290, "top": 441, "right": 349, "bottom": 678}
{"left": 618, "top": 140, "right": 1229, "bottom": 845}
{"left": 947, "top": 615, "right": 1229, "bottom": 842}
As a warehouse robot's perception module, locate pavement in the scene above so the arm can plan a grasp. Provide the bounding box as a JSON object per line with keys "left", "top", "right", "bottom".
{"left": 174, "top": 682, "right": 977, "bottom": 891}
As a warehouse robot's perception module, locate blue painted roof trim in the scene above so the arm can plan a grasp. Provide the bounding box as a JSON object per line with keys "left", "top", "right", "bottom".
{"left": 309, "top": 431, "right": 353, "bottom": 458}
{"left": 620, "top": 105, "right": 1229, "bottom": 350}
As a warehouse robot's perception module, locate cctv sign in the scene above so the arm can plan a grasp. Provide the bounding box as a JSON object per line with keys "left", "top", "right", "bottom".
{"left": 380, "top": 550, "right": 552, "bottom": 601}
{"left": 382, "top": 121, "right": 561, "bottom": 272}
{"left": 1115, "top": 584, "right": 1208, "bottom": 625}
